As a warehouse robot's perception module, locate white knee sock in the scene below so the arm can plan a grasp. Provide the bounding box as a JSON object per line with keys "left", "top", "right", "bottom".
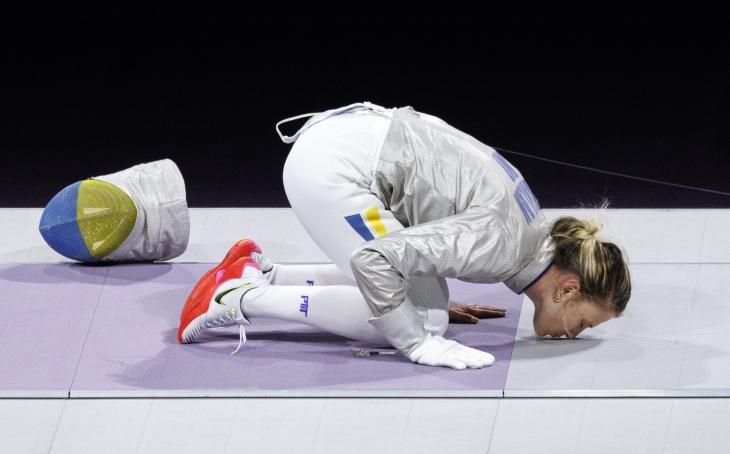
{"left": 266, "top": 263, "right": 357, "bottom": 287}
{"left": 240, "top": 284, "right": 387, "bottom": 344}
{"left": 229, "top": 266, "right": 448, "bottom": 344}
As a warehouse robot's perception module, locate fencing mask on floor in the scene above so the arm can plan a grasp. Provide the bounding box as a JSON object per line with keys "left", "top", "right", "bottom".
{"left": 39, "top": 159, "right": 190, "bottom": 262}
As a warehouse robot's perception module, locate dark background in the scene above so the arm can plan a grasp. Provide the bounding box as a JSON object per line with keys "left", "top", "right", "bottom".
{"left": 1, "top": 4, "right": 728, "bottom": 208}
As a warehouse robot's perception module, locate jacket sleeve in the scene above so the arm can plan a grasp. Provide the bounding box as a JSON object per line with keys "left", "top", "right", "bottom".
{"left": 350, "top": 208, "right": 524, "bottom": 317}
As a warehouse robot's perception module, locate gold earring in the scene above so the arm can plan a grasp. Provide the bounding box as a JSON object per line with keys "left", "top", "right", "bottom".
{"left": 553, "top": 294, "right": 561, "bottom": 302}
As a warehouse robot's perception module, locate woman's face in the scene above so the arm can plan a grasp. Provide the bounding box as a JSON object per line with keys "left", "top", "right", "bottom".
{"left": 533, "top": 297, "right": 614, "bottom": 339}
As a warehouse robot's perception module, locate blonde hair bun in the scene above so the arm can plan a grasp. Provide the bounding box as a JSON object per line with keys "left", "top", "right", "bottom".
{"left": 550, "top": 216, "right": 631, "bottom": 316}
{"left": 551, "top": 217, "right": 603, "bottom": 241}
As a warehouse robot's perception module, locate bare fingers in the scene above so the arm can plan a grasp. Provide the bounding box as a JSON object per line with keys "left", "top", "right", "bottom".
{"left": 465, "top": 303, "right": 506, "bottom": 318}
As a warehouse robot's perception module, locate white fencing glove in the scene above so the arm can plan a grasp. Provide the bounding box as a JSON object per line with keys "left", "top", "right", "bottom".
{"left": 369, "top": 298, "right": 495, "bottom": 370}
{"left": 407, "top": 334, "right": 495, "bottom": 369}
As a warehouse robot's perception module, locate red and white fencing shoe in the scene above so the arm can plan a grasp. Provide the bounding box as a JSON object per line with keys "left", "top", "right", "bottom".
{"left": 178, "top": 256, "right": 269, "bottom": 354}
{"left": 181, "top": 239, "right": 271, "bottom": 317}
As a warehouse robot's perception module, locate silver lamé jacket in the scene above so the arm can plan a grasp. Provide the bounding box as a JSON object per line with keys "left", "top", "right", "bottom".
{"left": 350, "top": 107, "right": 553, "bottom": 316}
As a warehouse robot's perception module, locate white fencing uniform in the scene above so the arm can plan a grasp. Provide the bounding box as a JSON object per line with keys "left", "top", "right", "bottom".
{"left": 276, "top": 106, "right": 450, "bottom": 339}
{"left": 247, "top": 103, "right": 550, "bottom": 368}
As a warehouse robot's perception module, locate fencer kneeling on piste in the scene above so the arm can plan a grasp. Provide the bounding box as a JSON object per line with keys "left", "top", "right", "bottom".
{"left": 177, "top": 102, "right": 632, "bottom": 370}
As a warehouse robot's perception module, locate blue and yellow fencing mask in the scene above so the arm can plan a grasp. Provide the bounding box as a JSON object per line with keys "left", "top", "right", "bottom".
{"left": 39, "top": 159, "right": 190, "bottom": 262}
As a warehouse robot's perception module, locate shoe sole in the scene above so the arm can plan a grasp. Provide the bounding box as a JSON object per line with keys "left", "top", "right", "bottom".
{"left": 177, "top": 240, "right": 261, "bottom": 343}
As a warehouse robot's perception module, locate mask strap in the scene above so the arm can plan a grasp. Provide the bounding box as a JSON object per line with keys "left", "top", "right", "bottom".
{"left": 275, "top": 102, "right": 390, "bottom": 144}
{"left": 275, "top": 113, "right": 321, "bottom": 144}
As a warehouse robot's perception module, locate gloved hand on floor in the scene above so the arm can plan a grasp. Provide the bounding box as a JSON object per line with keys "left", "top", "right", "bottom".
{"left": 407, "top": 333, "right": 495, "bottom": 369}
{"left": 369, "top": 298, "right": 495, "bottom": 370}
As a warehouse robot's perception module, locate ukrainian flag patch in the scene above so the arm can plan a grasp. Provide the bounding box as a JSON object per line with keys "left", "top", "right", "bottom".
{"left": 345, "top": 206, "right": 388, "bottom": 241}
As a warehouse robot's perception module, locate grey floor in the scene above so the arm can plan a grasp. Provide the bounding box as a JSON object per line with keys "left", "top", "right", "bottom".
{"left": 1, "top": 208, "right": 729, "bottom": 453}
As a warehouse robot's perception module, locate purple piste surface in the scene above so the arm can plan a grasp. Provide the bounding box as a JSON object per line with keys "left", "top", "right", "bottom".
{"left": 0, "top": 264, "right": 107, "bottom": 391}
{"left": 0, "top": 265, "right": 21, "bottom": 345}
{"left": 0, "top": 263, "right": 522, "bottom": 394}
{"left": 70, "top": 263, "right": 523, "bottom": 393}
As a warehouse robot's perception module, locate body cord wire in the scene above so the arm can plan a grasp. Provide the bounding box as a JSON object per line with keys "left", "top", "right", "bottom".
{"left": 494, "top": 147, "right": 730, "bottom": 197}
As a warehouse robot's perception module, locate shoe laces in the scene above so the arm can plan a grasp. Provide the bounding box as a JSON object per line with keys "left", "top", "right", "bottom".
{"left": 232, "top": 325, "right": 247, "bottom": 356}
{"left": 206, "top": 308, "right": 247, "bottom": 355}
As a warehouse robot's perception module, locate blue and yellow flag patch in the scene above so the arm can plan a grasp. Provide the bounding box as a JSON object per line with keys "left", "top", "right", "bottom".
{"left": 344, "top": 206, "right": 388, "bottom": 241}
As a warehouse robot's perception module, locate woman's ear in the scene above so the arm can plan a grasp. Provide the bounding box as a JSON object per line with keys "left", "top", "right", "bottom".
{"left": 559, "top": 274, "right": 581, "bottom": 295}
